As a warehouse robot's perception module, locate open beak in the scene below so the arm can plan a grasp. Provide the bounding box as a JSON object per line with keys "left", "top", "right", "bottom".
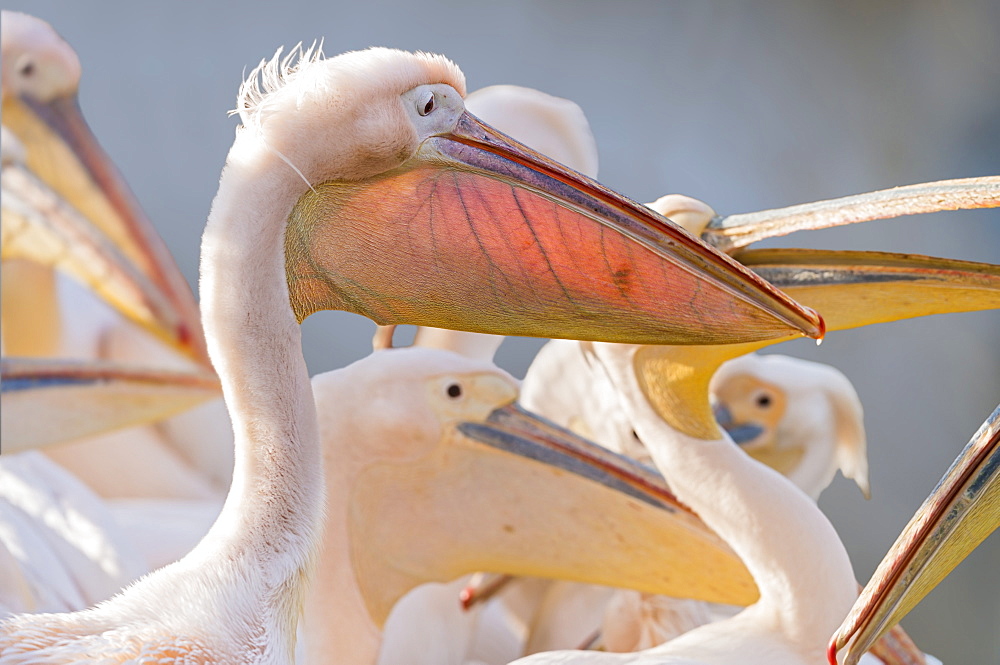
{"left": 285, "top": 110, "right": 823, "bottom": 346}
{"left": 735, "top": 248, "right": 1000, "bottom": 331}
{"left": 0, "top": 356, "right": 221, "bottom": 453}
{"left": 1, "top": 91, "right": 208, "bottom": 366}
{"left": 346, "top": 401, "right": 758, "bottom": 626}
{"left": 701, "top": 176, "right": 1000, "bottom": 254}
{"left": 830, "top": 405, "right": 1000, "bottom": 665}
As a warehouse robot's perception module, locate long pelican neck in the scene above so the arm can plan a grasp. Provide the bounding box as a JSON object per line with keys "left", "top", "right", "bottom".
{"left": 195, "top": 134, "right": 323, "bottom": 625}
{"left": 628, "top": 344, "right": 857, "bottom": 647}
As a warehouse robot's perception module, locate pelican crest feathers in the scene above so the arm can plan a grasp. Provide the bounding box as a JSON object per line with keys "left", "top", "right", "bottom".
{"left": 234, "top": 41, "right": 325, "bottom": 130}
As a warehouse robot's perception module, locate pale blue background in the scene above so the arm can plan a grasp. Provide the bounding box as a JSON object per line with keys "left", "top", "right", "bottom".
{"left": 7, "top": 2, "right": 998, "bottom": 661}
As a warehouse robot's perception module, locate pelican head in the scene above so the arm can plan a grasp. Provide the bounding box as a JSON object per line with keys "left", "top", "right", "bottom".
{"left": 710, "top": 353, "right": 869, "bottom": 500}
{"left": 227, "top": 45, "right": 824, "bottom": 345}
{"left": 0, "top": 11, "right": 80, "bottom": 105}
{"left": 1, "top": 11, "right": 207, "bottom": 365}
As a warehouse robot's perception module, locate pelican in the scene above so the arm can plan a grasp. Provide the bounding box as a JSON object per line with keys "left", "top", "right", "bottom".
{"left": 0, "top": 43, "right": 819, "bottom": 663}
{"left": 709, "top": 353, "right": 869, "bottom": 501}
{"left": 1, "top": 11, "right": 230, "bottom": 503}
{"left": 509, "top": 347, "right": 920, "bottom": 662}
{"left": 599, "top": 354, "right": 937, "bottom": 663}
{"left": 830, "top": 404, "right": 999, "bottom": 665}
{"left": 509, "top": 336, "right": 863, "bottom": 665}
{"left": 0, "top": 10, "right": 207, "bottom": 365}
{"left": 303, "top": 345, "right": 750, "bottom": 664}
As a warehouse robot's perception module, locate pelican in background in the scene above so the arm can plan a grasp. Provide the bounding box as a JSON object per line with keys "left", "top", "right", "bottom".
{"left": 598, "top": 353, "right": 940, "bottom": 664}
{"left": 0, "top": 451, "right": 147, "bottom": 616}
{"left": 831, "top": 405, "right": 999, "bottom": 665}
{"left": 0, "top": 10, "right": 206, "bottom": 366}
{"left": 1, "top": 11, "right": 231, "bottom": 502}
{"left": 597, "top": 353, "right": 869, "bottom": 652}
{"left": 0, "top": 42, "right": 821, "bottom": 663}
{"left": 511, "top": 337, "right": 861, "bottom": 665}
{"left": 304, "top": 345, "right": 754, "bottom": 665}
{"left": 709, "top": 353, "right": 869, "bottom": 501}
{"left": 512, "top": 346, "right": 923, "bottom": 663}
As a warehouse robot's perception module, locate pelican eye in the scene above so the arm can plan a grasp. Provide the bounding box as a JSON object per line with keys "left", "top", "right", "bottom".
{"left": 755, "top": 393, "right": 772, "bottom": 408}
{"left": 18, "top": 59, "right": 34, "bottom": 77}
{"left": 418, "top": 93, "right": 435, "bottom": 117}
{"left": 446, "top": 382, "right": 462, "bottom": 398}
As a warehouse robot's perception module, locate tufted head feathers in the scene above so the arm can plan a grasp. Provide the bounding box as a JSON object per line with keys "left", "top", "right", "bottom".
{"left": 233, "top": 45, "right": 466, "bottom": 183}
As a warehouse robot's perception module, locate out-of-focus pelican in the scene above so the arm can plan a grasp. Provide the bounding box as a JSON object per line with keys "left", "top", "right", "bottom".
{"left": 0, "top": 43, "right": 819, "bottom": 663}
{"left": 0, "top": 451, "right": 147, "bottom": 615}
{"left": 510, "top": 348, "right": 915, "bottom": 661}
{"left": 600, "top": 354, "right": 938, "bottom": 664}
{"left": 0, "top": 10, "right": 206, "bottom": 365}
{"left": 1, "top": 11, "right": 229, "bottom": 502}
{"left": 709, "top": 353, "right": 869, "bottom": 501}
{"left": 586, "top": 353, "right": 870, "bottom": 653}
{"left": 830, "top": 405, "right": 1000, "bottom": 665}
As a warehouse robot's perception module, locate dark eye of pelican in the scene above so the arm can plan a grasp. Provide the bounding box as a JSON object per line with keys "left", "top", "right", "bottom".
{"left": 446, "top": 383, "right": 462, "bottom": 398}
{"left": 756, "top": 393, "right": 772, "bottom": 408}
{"left": 18, "top": 60, "right": 34, "bottom": 77}
{"left": 419, "top": 93, "right": 435, "bottom": 116}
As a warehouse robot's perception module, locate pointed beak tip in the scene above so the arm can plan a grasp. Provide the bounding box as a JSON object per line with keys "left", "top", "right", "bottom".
{"left": 794, "top": 305, "right": 826, "bottom": 341}
{"left": 813, "top": 308, "right": 827, "bottom": 340}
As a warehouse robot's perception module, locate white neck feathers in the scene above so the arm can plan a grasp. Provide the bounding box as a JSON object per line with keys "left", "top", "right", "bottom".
{"left": 195, "top": 131, "right": 324, "bottom": 602}
{"left": 603, "top": 346, "right": 858, "bottom": 649}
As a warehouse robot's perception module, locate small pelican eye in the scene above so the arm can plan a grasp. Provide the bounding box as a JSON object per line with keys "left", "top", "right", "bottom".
{"left": 755, "top": 393, "right": 772, "bottom": 408}
{"left": 18, "top": 59, "right": 35, "bottom": 77}
{"left": 446, "top": 382, "right": 462, "bottom": 399}
{"left": 418, "top": 93, "right": 435, "bottom": 116}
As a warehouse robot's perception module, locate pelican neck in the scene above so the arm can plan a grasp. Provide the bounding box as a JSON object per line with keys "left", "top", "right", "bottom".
{"left": 622, "top": 346, "right": 858, "bottom": 648}
{"left": 195, "top": 134, "right": 324, "bottom": 583}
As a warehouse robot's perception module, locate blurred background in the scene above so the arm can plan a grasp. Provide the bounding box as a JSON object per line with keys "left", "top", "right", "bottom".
{"left": 6, "top": 1, "right": 998, "bottom": 661}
